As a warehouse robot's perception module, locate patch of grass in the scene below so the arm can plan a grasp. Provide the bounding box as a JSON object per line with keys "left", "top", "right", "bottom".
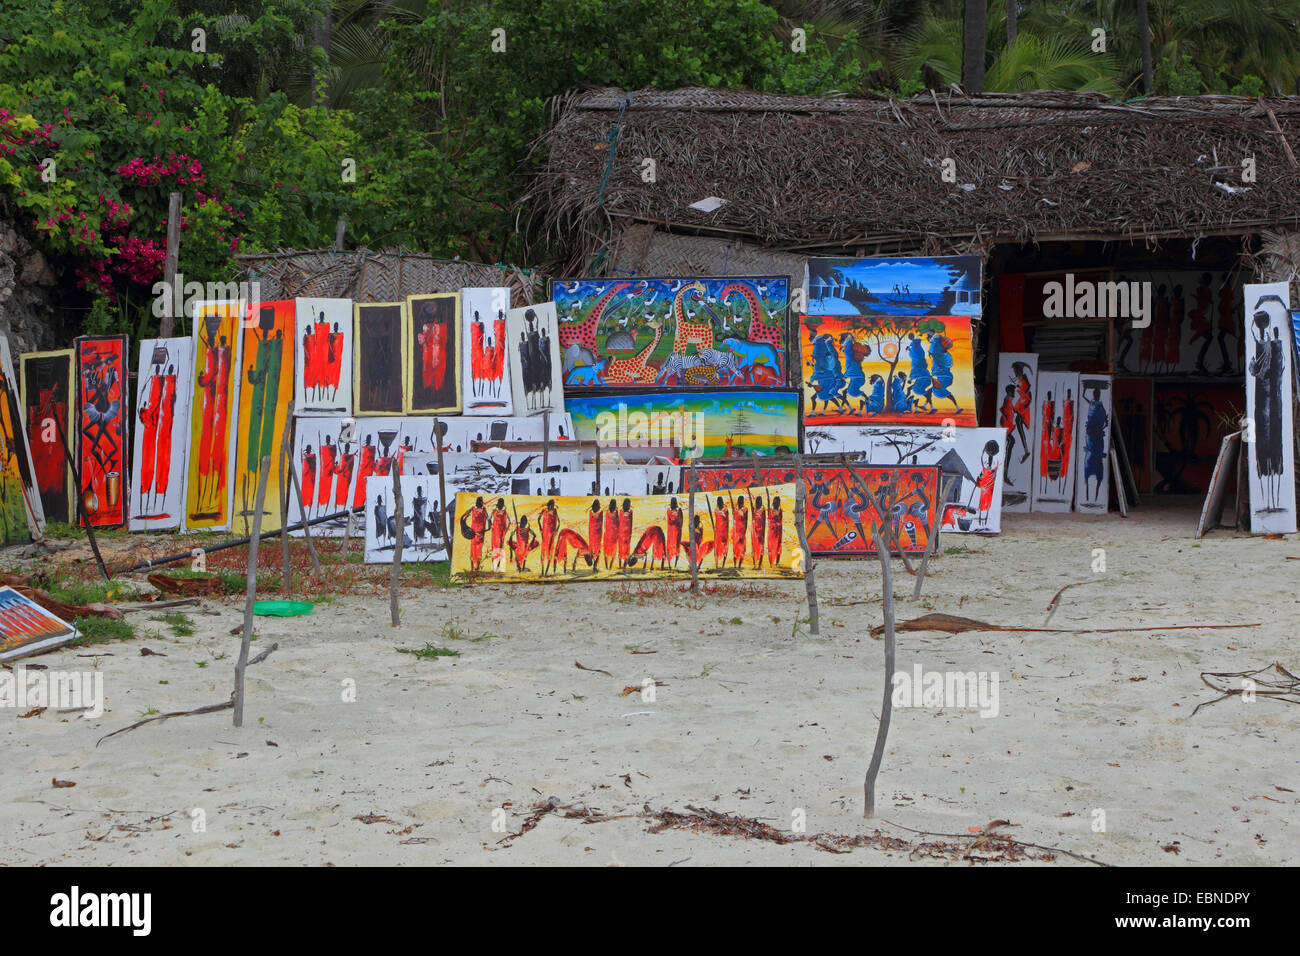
{"left": 48, "top": 577, "right": 141, "bottom": 605}
{"left": 153, "top": 612, "right": 195, "bottom": 637}
{"left": 727, "top": 617, "right": 742, "bottom": 625}
{"left": 162, "top": 565, "right": 275, "bottom": 594}
{"left": 417, "top": 562, "right": 457, "bottom": 588}
{"left": 70, "top": 616, "right": 136, "bottom": 646}
{"left": 440, "top": 622, "right": 497, "bottom": 643}
{"left": 943, "top": 545, "right": 982, "bottom": 555}
{"left": 139, "top": 707, "right": 160, "bottom": 717}
{"left": 395, "top": 643, "right": 461, "bottom": 661}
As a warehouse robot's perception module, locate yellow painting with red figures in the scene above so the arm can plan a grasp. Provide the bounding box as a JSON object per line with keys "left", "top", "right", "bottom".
{"left": 800, "top": 314, "right": 977, "bottom": 426}
{"left": 451, "top": 484, "right": 803, "bottom": 583}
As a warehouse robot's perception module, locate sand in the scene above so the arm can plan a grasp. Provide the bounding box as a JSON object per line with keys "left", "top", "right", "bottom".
{"left": 2, "top": 499, "right": 1296, "bottom": 866}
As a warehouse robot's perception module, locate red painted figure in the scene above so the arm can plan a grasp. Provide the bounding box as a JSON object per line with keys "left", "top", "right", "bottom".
{"left": 326, "top": 324, "right": 344, "bottom": 389}
{"left": 665, "top": 498, "right": 683, "bottom": 566}
{"left": 601, "top": 499, "right": 619, "bottom": 568}
{"left": 353, "top": 440, "right": 378, "bottom": 508}
{"left": 766, "top": 497, "right": 783, "bottom": 566}
{"left": 1061, "top": 394, "right": 1075, "bottom": 476}
{"left": 540, "top": 500, "right": 559, "bottom": 573}
{"left": 334, "top": 447, "right": 355, "bottom": 506}
{"left": 301, "top": 448, "right": 317, "bottom": 507}
{"left": 1039, "top": 396, "right": 1054, "bottom": 478}
{"left": 554, "top": 527, "right": 594, "bottom": 571}
{"left": 588, "top": 500, "right": 604, "bottom": 562}
{"left": 731, "top": 496, "right": 748, "bottom": 566}
{"left": 632, "top": 526, "right": 666, "bottom": 568}
{"left": 139, "top": 371, "right": 164, "bottom": 493}
{"left": 317, "top": 438, "right": 336, "bottom": 507}
{"left": 490, "top": 499, "right": 509, "bottom": 557}
{"left": 467, "top": 497, "right": 488, "bottom": 568}
{"left": 512, "top": 516, "right": 537, "bottom": 570}
{"left": 713, "top": 497, "right": 729, "bottom": 567}
{"left": 617, "top": 498, "right": 634, "bottom": 566}
{"left": 492, "top": 312, "right": 507, "bottom": 381}
{"left": 750, "top": 497, "right": 766, "bottom": 567}
{"left": 156, "top": 369, "right": 177, "bottom": 495}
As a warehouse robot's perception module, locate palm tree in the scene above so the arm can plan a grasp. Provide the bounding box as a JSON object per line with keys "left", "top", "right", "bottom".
{"left": 1137, "top": 0, "right": 1153, "bottom": 93}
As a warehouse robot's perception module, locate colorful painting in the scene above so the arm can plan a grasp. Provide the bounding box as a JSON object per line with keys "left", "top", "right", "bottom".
{"left": 507, "top": 301, "right": 564, "bottom": 416}
{"left": 451, "top": 485, "right": 802, "bottom": 582}
{"left": 684, "top": 463, "right": 940, "bottom": 554}
{"left": 290, "top": 414, "right": 574, "bottom": 537}
{"left": 407, "top": 293, "right": 461, "bottom": 414}
{"left": 0, "top": 340, "right": 43, "bottom": 540}
{"left": 295, "top": 297, "right": 352, "bottom": 415}
{"left": 20, "top": 349, "right": 74, "bottom": 526}
{"left": 800, "top": 426, "right": 1006, "bottom": 534}
{"left": 1075, "top": 375, "right": 1113, "bottom": 514}
{"left": 354, "top": 301, "right": 405, "bottom": 415}
{"left": 1030, "top": 371, "right": 1079, "bottom": 513}
{"left": 799, "top": 314, "right": 977, "bottom": 426}
{"left": 806, "top": 256, "right": 982, "bottom": 317}
{"left": 1113, "top": 377, "right": 1154, "bottom": 494}
{"left": 363, "top": 474, "right": 451, "bottom": 563}
{"left": 0, "top": 585, "right": 76, "bottom": 662}
{"left": 185, "top": 300, "right": 243, "bottom": 531}
{"left": 550, "top": 276, "right": 790, "bottom": 389}
{"left": 129, "top": 337, "right": 194, "bottom": 531}
{"left": 232, "top": 299, "right": 295, "bottom": 536}
{"left": 462, "top": 287, "right": 513, "bottom": 416}
{"left": 565, "top": 390, "right": 800, "bottom": 459}
{"left": 73, "top": 335, "right": 128, "bottom": 528}
{"left": 1244, "top": 283, "right": 1296, "bottom": 533}
{"left": 993, "top": 352, "right": 1038, "bottom": 512}
{"left": 1109, "top": 270, "right": 1244, "bottom": 376}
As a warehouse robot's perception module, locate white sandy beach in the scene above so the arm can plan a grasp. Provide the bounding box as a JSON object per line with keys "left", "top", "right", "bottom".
{"left": 1, "top": 500, "right": 1296, "bottom": 866}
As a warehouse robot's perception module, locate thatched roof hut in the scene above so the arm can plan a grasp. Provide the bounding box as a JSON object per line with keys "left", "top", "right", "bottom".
{"left": 529, "top": 87, "right": 1300, "bottom": 272}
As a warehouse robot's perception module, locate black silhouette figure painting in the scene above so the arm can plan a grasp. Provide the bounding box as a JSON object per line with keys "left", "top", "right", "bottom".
{"left": 507, "top": 301, "right": 565, "bottom": 417}
{"left": 1244, "top": 283, "right": 1296, "bottom": 533}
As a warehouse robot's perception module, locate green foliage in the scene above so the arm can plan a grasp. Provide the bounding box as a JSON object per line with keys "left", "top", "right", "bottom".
{"left": 71, "top": 615, "right": 136, "bottom": 645}
{"left": 154, "top": 612, "right": 196, "bottom": 636}
{"left": 395, "top": 643, "right": 461, "bottom": 661}
{"left": 1155, "top": 53, "right": 1203, "bottom": 96}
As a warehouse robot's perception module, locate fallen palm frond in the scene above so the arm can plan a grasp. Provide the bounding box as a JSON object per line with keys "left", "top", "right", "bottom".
{"left": 869, "top": 612, "right": 1261, "bottom": 638}
{"left": 497, "top": 798, "right": 1106, "bottom": 865}
{"left": 1193, "top": 662, "right": 1300, "bottom": 715}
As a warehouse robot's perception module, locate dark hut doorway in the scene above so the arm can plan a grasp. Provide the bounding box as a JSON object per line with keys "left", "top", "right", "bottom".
{"left": 983, "top": 237, "right": 1249, "bottom": 498}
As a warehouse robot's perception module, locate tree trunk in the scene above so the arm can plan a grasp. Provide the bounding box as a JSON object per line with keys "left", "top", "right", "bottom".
{"left": 1137, "top": 0, "right": 1154, "bottom": 94}
{"left": 1006, "top": 0, "right": 1017, "bottom": 49}
{"left": 311, "top": 0, "right": 332, "bottom": 108}
{"left": 962, "top": 0, "right": 987, "bottom": 94}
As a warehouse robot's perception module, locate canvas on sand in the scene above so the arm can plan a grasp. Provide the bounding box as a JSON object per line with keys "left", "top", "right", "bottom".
{"left": 185, "top": 300, "right": 243, "bottom": 531}
{"left": 20, "top": 349, "right": 75, "bottom": 527}
{"left": 451, "top": 485, "right": 803, "bottom": 582}
{"left": 73, "top": 334, "right": 128, "bottom": 528}
{"left": 129, "top": 337, "right": 193, "bottom": 531}
{"left": 1244, "top": 282, "right": 1297, "bottom": 534}
{"left": 232, "top": 299, "right": 295, "bottom": 536}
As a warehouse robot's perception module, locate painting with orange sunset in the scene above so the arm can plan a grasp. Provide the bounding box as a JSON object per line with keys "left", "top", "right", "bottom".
{"left": 799, "top": 314, "right": 977, "bottom": 426}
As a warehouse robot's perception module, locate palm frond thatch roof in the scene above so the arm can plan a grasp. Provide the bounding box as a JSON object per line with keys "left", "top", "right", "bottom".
{"left": 529, "top": 87, "right": 1300, "bottom": 262}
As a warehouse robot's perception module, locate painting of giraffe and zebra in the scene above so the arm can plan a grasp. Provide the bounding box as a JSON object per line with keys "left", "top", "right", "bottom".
{"left": 550, "top": 276, "right": 791, "bottom": 391}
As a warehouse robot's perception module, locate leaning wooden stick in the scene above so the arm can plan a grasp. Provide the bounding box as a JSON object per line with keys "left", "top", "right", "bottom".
{"left": 279, "top": 402, "right": 294, "bottom": 592}
{"left": 912, "top": 475, "right": 955, "bottom": 600}
{"left": 234, "top": 454, "right": 271, "bottom": 728}
{"left": 688, "top": 455, "right": 698, "bottom": 594}
{"left": 433, "top": 416, "right": 450, "bottom": 548}
{"left": 863, "top": 503, "right": 895, "bottom": 818}
{"left": 53, "top": 416, "right": 108, "bottom": 580}
{"left": 390, "top": 458, "right": 403, "bottom": 628}
{"left": 841, "top": 459, "right": 916, "bottom": 576}
{"left": 792, "top": 453, "right": 819, "bottom": 635}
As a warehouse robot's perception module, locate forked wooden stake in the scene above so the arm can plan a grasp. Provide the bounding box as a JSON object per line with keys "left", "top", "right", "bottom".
{"left": 912, "top": 475, "right": 955, "bottom": 600}
{"left": 792, "top": 453, "right": 818, "bottom": 635}
{"left": 862, "top": 505, "right": 895, "bottom": 818}
{"left": 279, "top": 403, "right": 294, "bottom": 592}
{"left": 234, "top": 454, "right": 271, "bottom": 728}
{"left": 390, "top": 458, "right": 403, "bottom": 627}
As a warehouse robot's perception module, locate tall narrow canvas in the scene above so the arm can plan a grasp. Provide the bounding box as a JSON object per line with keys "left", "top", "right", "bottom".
{"left": 185, "top": 300, "right": 244, "bottom": 531}
{"left": 799, "top": 314, "right": 977, "bottom": 426}
{"left": 73, "top": 335, "right": 127, "bottom": 528}
{"left": 994, "top": 352, "right": 1038, "bottom": 512}
{"left": 20, "top": 349, "right": 75, "bottom": 526}
{"left": 407, "top": 293, "right": 461, "bottom": 414}
{"left": 233, "top": 299, "right": 295, "bottom": 536}
{"left": 1074, "top": 375, "right": 1113, "bottom": 514}
{"left": 1030, "top": 371, "right": 1080, "bottom": 513}
{"left": 129, "top": 337, "right": 194, "bottom": 531}
{"left": 354, "top": 301, "right": 405, "bottom": 415}
{"left": 451, "top": 485, "right": 802, "bottom": 582}
{"left": 461, "top": 287, "right": 513, "bottom": 415}
{"left": 0, "top": 340, "right": 44, "bottom": 540}
{"left": 550, "top": 276, "right": 790, "bottom": 390}
{"left": 1244, "top": 282, "right": 1296, "bottom": 533}
{"left": 295, "top": 297, "right": 352, "bottom": 415}
{"left": 507, "top": 301, "right": 564, "bottom": 417}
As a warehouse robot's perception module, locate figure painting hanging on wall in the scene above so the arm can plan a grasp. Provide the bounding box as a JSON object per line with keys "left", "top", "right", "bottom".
{"left": 295, "top": 297, "right": 352, "bottom": 415}
{"left": 462, "top": 287, "right": 512, "bottom": 415}
{"left": 73, "top": 335, "right": 128, "bottom": 528}
{"left": 130, "top": 337, "right": 194, "bottom": 531}
{"left": 407, "top": 293, "right": 461, "bottom": 414}
{"left": 20, "top": 349, "right": 75, "bottom": 526}
{"left": 185, "top": 300, "right": 243, "bottom": 530}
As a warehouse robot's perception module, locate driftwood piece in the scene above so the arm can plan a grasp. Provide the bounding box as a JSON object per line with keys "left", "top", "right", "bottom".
{"left": 147, "top": 573, "right": 223, "bottom": 596}
{"left": 233, "top": 455, "right": 271, "bottom": 728}
{"left": 870, "top": 612, "right": 1262, "bottom": 638}
{"left": 863, "top": 503, "right": 895, "bottom": 819}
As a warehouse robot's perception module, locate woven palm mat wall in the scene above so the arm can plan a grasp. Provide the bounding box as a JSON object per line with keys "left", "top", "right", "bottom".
{"left": 234, "top": 248, "right": 546, "bottom": 307}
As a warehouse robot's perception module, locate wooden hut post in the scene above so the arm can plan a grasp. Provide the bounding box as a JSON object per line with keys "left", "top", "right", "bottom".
{"left": 792, "top": 453, "right": 818, "bottom": 634}
{"left": 390, "top": 458, "right": 403, "bottom": 627}
{"left": 234, "top": 455, "right": 271, "bottom": 727}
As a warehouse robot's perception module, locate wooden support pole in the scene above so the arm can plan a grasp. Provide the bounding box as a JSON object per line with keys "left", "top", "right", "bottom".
{"left": 279, "top": 401, "right": 294, "bottom": 593}
{"left": 688, "top": 455, "right": 698, "bottom": 594}
{"left": 792, "top": 453, "right": 818, "bottom": 635}
{"left": 912, "top": 475, "right": 955, "bottom": 600}
{"left": 542, "top": 411, "right": 550, "bottom": 473}
{"left": 863, "top": 504, "right": 896, "bottom": 819}
{"left": 390, "top": 458, "right": 403, "bottom": 627}
{"left": 594, "top": 446, "right": 601, "bottom": 495}
{"left": 335, "top": 217, "right": 347, "bottom": 252}
{"left": 233, "top": 454, "right": 271, "bottom": 728}
{"left": 433, "top": 416, "right": 450, "bottom": 548}
{"left": 160, "top": 191, "right": 181, "bottom": 338}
